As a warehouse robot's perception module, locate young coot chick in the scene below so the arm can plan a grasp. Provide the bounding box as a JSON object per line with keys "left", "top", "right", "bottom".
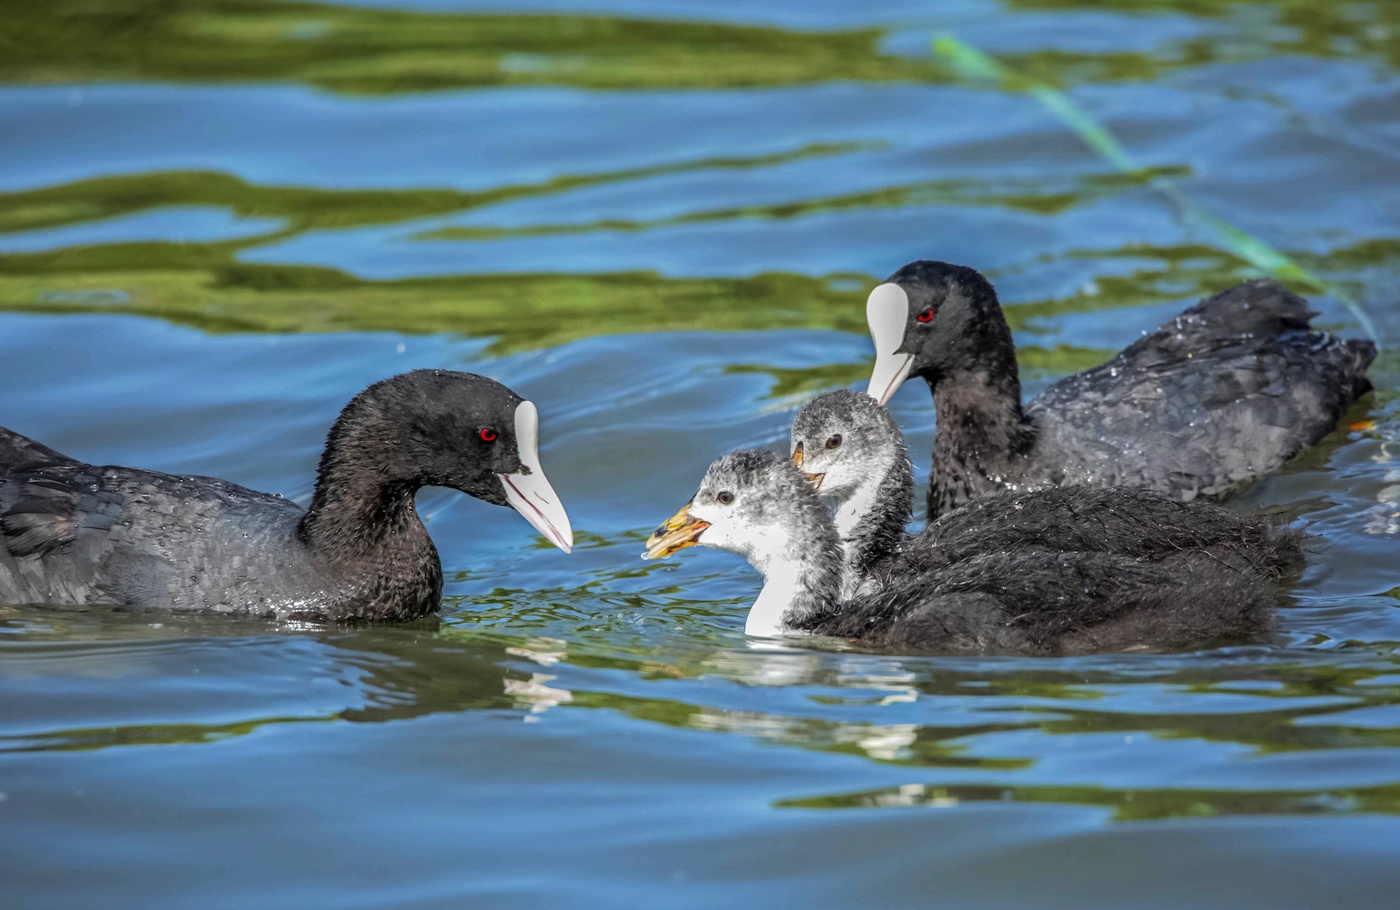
{"left": 642, "top": 449, "right": 1289, "bottom": 653}
{"left": 792, "top": 390, "right": 1304, "bottom": 596}
{"left": 791, "top": 389, "right": 914, "bottom": 596}
{"left": 865, "top": 262, "right": 1376, "bottom": 518}
{"left": 0, "top": 370, "right": 573, "bottom": 621}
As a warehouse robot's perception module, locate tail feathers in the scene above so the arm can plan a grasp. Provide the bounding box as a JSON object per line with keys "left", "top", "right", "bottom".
{"left": 0, "top": 427, "right": 77, "bottom": 472}
{"left": 1184, "top": 281, "right": 1376, "bottom": 404}
{"left": 1186, "top": 278, "right": 1313, "bottom": 337}
{"left": 1345, "top": 339, "right": 1378, "bottom": 399}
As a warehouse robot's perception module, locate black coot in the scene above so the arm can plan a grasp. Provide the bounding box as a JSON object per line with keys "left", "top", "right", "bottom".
{"left": 865, "top": 262, "right": 1376, "bottom": 519}
{"left": 0, "top": 370, "right": 573, "bottom": 621}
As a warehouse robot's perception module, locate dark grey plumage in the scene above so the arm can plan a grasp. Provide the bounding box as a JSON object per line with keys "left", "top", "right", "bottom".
{"left": 807, "top": 546, "right": 1281, "bottom": 655}
{"left": 871, "top": 262, "right": 1376, "bottom": 519}
{"left": 0, "top": 430, "right": 74, "bottom": 473}
{"left": 887, "top": 486, "right": 1304, "bottom": 584}
{"left": 661, "top": 448, "right": 1294, "bottom": 654}
{"left": 792, "top": 390, "right": 1304, "bottom": 597}
{"left": 0, "top": 370, "right": 571, "bottom": 621}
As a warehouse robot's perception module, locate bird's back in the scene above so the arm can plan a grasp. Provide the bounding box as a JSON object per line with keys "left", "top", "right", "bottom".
{"left": 0, "top": 457, "right": 319, "bottom": 613}
{"left": 0, "top": 426, "right": 77, "bottom": 473}
{"left": 805, "top": 546, "right": 1284, "bottom": 654}
{"left": 1026, "top": 280, "right": 1375, "bottom": 498}
{"left": 889, "top": 486, "right": 1304, "bottom": 583}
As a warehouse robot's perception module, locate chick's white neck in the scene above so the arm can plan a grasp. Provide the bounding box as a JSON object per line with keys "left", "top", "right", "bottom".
{"left": 745, "top": 555, "right": 806, "bottom": 637}
{"left": 696, "top": 493, "right": 842, "bottom": 639}
{"left": 830, "top": 449, "right": 897, "bottom": 597}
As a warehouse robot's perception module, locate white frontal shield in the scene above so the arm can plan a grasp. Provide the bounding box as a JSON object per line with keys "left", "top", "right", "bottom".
{"left": 865, "top": 283, "right": 915, "bottom": 406}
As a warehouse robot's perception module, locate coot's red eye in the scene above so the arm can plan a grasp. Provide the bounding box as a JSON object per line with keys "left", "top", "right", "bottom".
{"left": 917, "top": 307, "right": 936, "bottom": 323}
{"left": 479, "top": 428, "right": 498, "bottom": 442}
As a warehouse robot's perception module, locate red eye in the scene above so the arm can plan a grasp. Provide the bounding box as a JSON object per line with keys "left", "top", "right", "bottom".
{"left": 479, "top": 428, "right": 498, "bottom": 442}
{"left": 917, "top": 308, "right": 936, "bottom": 323}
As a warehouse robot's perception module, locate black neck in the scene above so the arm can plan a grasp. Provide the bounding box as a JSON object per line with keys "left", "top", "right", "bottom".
{"left": 296, "top": 412, "right": 442, "bottom": 616}
{"left": 926, "top": 367, "right": 1036, "bottom": 519}
{"left": 300, "top": 470, "right": 423, "bottom": 556}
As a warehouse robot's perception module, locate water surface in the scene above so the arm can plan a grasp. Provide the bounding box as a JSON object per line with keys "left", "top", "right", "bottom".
{"left": 3, "top": 1, "right": 1400, "bottom": 907}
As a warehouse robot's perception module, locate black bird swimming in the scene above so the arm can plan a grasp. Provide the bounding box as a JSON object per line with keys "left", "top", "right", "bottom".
{"left": 0, "top": 370, "right": 573, "bottom": 621}
{"left": 791, "top": 389, "right": 1303, "bottom": 598}
{"left": 865, "top": 262, "right": 1376, "bottom": 519}
{"left": 643, "top": 449, "right": 1297, "bottom": 653}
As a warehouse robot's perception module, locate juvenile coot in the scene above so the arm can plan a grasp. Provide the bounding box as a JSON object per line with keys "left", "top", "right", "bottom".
{"left": 791, "top": 389, "right": 1304, "bottom": 596}
{"left": 865, "top": 262, "right": 1376, "bottom": 518}
{"left": 791, "top": 389, "right": 914, "bottom": 596}
{"left": 0, "top": 370, "right": 573, "bottom": 620}
{"left": 643, "top": 449, "right": 1293, "bottom": 653}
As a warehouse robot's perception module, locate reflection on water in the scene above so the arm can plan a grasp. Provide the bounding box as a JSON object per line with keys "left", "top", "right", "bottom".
{"left": 12, "top": 606, "right": 1400, "bottom": 787}
{"left": 779, "top": 780, "right": 1400, "bottom": 819}
{"left": 7, "top": 0, "right": 1400, "bottom": 92}
{"left": 3, "top": 0, "right": 1400, "bottom": 906}
{"left": 3, "top": 0, "right": 940, "bottom": 93}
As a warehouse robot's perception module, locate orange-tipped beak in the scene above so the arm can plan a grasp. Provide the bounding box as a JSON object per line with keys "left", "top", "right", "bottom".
{"left": 642, "top": 503, "right": 710, "bottom": 560}
{"left": 791, "top": 445, "right": 823, "bottom": 490}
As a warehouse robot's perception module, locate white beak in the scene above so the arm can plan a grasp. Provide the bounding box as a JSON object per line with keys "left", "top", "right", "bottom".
{"left": 498, "top": 400, "right": 574, "bottom": 553}
{"left": 865, "top": 283, "right": 915, "bottom": 406}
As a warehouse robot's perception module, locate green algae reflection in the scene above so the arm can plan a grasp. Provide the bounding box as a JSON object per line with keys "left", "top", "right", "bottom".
{"left": 0, "top": 138, "right": 1389, "bottom": 374}
{"left": 1, "top": 0, "right": 937, "bottom": 93}
{"left": 0, "top": 143, "right": 873, "bottom": 238}
{"left": 0, "top": 260, "right": 866, "bottom": 354}
{"left": 5, "top": 0, "right": 1398, "bottom": 93}
{"left": 0, "top": 144, "right": 873, "bottom": 355}
{"left": 0, "top": 148, "right": 1255, "bottom": 365}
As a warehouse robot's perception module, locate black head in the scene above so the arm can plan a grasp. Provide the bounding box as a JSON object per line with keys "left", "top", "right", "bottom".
{"left": 342, "top": 371, "right": 523, "bottom": 499}
{"left": 865, "top": 261, "right": 1013, "bottom": 404}
{"left": 317, "top": 370, "right": 573, "bottom": 552}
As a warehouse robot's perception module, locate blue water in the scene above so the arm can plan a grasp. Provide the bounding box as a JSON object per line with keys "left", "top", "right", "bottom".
{"left": 3, "top": 1, "right": 1400, "bottom": 907}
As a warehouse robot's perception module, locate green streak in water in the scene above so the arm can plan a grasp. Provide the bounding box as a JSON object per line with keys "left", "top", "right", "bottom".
{"left": 0, "top": 0, "right": 937, "bottom": 93}
{"left": 933, "top": 35, "right": 1380, "bottom": 339}
{"left": 414, "top": 167, "right": 1187, "bottom": 242}
{"left": 0, "top": 142, "right": 873, "bottom": 236}
{"left": 0, "top": 714, "right": 335, "bottom": 753}
{"left": 1005, "top": 0, "right": 1400, "bottom": 71}
{"left": 0, "top": 258, "right": 867, "bottom": 353}
{"left": 4, "top": 0, "right": 1396, "bottom": 93}
{"left": 779, "top": 780, "right": 1400, "bottom": 820}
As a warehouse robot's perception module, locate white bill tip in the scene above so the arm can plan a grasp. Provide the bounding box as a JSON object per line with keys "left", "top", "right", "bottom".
{"left": 499, "top": 400, "right": 574, "bottom": 554}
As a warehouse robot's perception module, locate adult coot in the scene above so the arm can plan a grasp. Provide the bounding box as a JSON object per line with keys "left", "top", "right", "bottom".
{"left": 791, "top": 389, "right": 1303, "bottom": 598}
{"left": 865, "top": 262, "right": 1376, "bottom": 518}
{"left": 643, "top": 449, "right": 1294, "bottom": 653}
{"left": 0, "top": 370, "right": 573, "bottom": 620}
